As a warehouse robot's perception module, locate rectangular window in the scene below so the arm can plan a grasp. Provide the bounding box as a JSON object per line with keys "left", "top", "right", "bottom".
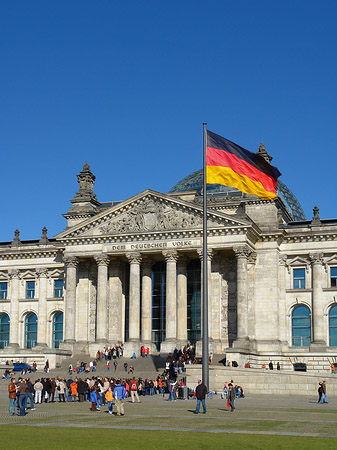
{"left": 26, "top": 281, "right": 35, "bottom": 299}
{"left": 54, "top": 279, "right": 64, "bottom": 298}
{"left": 0, "top": 282, "right": 7, "bottom": 300}
{"left": 331, "top": 267, "right": 337, "bottom": 287}
{"left": 293, "top": 268, "right": 305, "bottom": 289}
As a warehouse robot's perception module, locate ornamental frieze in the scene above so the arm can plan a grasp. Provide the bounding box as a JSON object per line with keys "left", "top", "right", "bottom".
{"left": 97, "top": 199, "right": 225, "bottom": 235}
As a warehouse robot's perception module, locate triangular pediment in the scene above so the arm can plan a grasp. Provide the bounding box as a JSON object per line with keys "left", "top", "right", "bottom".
{"left": 56, "top": 190, "right": 251, "bottom": 240}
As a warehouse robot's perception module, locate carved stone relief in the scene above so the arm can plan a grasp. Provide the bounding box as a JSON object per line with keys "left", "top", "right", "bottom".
{"left": 95, "top": 198, "right": 226, "bottom": 235}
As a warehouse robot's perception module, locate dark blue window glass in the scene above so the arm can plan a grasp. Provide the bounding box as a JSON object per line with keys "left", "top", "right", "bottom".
{"left": 53, "top": 312, "right": 63, "bottom": 348}
{"left": 25, "top": 312, "right": 37, "bottom": 349}
{"left": 26, "top": 281, "right": 35, "bottom": 299}
{"left": 329, "top": 305, "right": 337, "bottom": 346}
{"left": 0, "top": 282, "right": 7, "bottom": 300}
{"left": 293, "top": 268, "right": 305, "bottom": 289}
{"left": 0, "top": 313, "right": 9, "bottom": 349}
{"left": 331, "top": 268, "right": 337, "bottom": 287}
{"left": 54, "top": 280, "right": 63, "bottom": 298}
{"left": 292, "top": 305, "right": 311, "bottom": 347}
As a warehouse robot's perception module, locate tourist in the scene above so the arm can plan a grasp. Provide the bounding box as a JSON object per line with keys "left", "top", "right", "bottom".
{"left": 130, "top": 378, "right": 141, "bottom": 403}
{"left": 107, "top": 361, "right": 110, "bottom": 372}
{"left": 70, "top": 379, "right": 78, "bottom": 402}
{"left": 113, "top": 379, "right": 127, "bottom": 416}
{"left": 105, "top": 387, "right": 114, "bottom": 414}
{"left": 25, "top": 378, "right": 35, "bottom": 410}
{"left": 58, "top": 379, "right": 66, "bottom": 402}
{"left": 90, "top": 386, "right": 99, "bottom": 411}
{"left": 277, "top": 362, "right": 281, "bottom": 371}
{"left": 228, "top": 383, "right": 236, "bottom": 412}
{"left": 8, "top": 377, "right": 17, "bottom": 416}
{"left": 34, "top": 379, "right": 43, "bottom": 404}
{"left": 320, "top": 380, "right": 328, "bottom": 403}
{"left": 18, "top": 378, "right": 27, "bottom": 416}
{"left": 269, "top": 361, "right": 274, "bottom": 370}
{"left": 194, "top": 380, "right": 207, "bottom": 414}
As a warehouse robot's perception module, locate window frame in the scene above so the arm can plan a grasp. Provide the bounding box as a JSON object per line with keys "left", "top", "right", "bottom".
{"left": 26, "top": 281, "right": 35, "bottom": 299}
{"left": 330, "top": 267, "right": 337, "bottom": 288}
{"left": 0, "top": 282, "right": 8, "bottom": 300}
{"left": 293, "top": 267, "right": 306, "bottom": 289}
{"left": 54, "top": 279, "right": 64, "bottom": 298}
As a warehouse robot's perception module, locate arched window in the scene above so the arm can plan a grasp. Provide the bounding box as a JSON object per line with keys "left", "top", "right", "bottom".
{"left": 329, "top": 305, "right": 337, "bottom": 347}
{"left": 25, "top": 312, "right": 37, "bottom": 349}
{"left": 0, "top": 313, "right": 10, "bottom": 349}
{"left": 292, "top": 305, "right": 311, "bottom": 347}
{"left": 53, "top": 312, "right": 63, "bottom": 349}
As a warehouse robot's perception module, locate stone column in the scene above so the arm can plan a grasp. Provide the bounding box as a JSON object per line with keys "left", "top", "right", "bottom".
{"left": 198, "top": 248, "right": 213, "bottom": 340}
{"left": 162, "top": 250, "right": 178, "bottom": 349}
{"left": 36, "top": 268, "right": 48, "bottom": 347}
{"left": 95, "top": 255, "right": 110, "bottom": 343}
{"left": 233, "top": 246, "right": 250, "bottom": 348}
{"left": 109, "top": 258, "right": 123, "bottom": 343}
{"left": 177, "top": 256, "right": 188, "bottom": 343}
{"left": 278, "top": 256, "right": 288, "bottom": 345}
{"left": 8, "top": 270, "right": 20, "bottom": 348}
{"left": 141, "top": 257, "right": 153, "bottom": 344}
{"left": 310, "top": 252, "right": 326, "bottom": 347}
{"left": 64, "top": 256, "right": 78, "bottom": 343}
{"left": 127, "top": 253, "right": 142, "bottom": 341}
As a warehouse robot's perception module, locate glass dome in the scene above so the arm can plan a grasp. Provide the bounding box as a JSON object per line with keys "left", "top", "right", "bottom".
{"left": 169, "top": 169, "right": 306, "bottom": 222}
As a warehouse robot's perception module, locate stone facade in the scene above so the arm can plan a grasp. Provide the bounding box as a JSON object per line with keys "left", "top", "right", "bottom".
{"left": 1, "top": 162, "right": 337, "bottom": 369}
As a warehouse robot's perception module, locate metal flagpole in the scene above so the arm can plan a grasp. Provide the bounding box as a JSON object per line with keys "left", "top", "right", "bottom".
{"left": 202, "top": 122, "right": 209, "bottom": 389}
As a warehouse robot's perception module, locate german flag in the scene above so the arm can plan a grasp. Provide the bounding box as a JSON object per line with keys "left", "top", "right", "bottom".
{"left": 206, "top": 130, "right": 281, "bottom": 200}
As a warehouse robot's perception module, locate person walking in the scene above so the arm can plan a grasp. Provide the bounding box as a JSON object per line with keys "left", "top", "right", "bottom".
{"left": 8, "top": 378, "right": 17, "bottom": 416}
{"left": 320, "top": 380, "right": 328, "bottom": 403}
{"left": 228, "top": 383, "right": 236, "bottom": 412}
{"left": 194, "top": 380, "right": 207, "bottom": 414}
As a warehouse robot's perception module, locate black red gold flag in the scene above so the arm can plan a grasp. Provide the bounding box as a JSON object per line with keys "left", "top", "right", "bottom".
{"left": 206, "top": 130, "right": 281, "bottom": 200}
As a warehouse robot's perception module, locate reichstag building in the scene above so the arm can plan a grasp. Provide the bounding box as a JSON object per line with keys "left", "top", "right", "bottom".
{"left": 1, "top": 146, "right": 337, "bottom": 371}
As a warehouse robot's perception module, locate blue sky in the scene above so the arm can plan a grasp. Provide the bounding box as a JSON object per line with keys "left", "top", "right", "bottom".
{"left": 1, "top": 1, "right": 337, "bottom": 241}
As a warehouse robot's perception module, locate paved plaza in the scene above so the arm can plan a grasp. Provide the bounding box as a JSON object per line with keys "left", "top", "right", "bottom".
{"left": 1, "top": 380, "right": 337, "bottom": 438}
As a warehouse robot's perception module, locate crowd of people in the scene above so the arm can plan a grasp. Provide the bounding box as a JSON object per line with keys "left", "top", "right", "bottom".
{"left": 7, "top": 374, "right": 194, "bottom": 416}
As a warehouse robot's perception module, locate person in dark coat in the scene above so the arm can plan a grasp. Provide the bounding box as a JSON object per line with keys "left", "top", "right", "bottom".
{"left": 194, "top": 380, "right": 207, "bottom": 414}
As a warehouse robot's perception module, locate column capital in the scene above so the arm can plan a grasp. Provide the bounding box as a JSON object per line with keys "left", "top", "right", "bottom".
{"left": 178, "top": 255, "right": 189, "bottom": 266}
{"left": 127, "top": 252, "right": 142, "bottom": 264}
{"left": 8, "top": 269, "right": 20, "bottom": 279}
{"left": 197, "top": 248, "right": 213, "bottom": 262}
{"left": 163, "top": 250, "right": 179, "bottom": 263}
{"left": 279, "top": 255, "right": 287, "bottom": 266}
{"left": 36, "top": 268, "right": 48, "bottom": 278}
{"left": 142, "top": 256, "right": 153, "bottom": 268}
{"left": 233, "top": 245, "right": 251, "bottom": 259}
{"left": 63, "top": 256, "right": 79, "bottom": 268}
{"left": 95, "top": 254, "right": 110, "bottom": 266}
{"left": 309, "top": 252, "right": 324, "bottom": 265}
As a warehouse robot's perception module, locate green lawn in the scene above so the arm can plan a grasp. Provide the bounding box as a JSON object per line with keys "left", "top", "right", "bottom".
{"left": 0, "top": 426, "right": 336, "bottom": 450}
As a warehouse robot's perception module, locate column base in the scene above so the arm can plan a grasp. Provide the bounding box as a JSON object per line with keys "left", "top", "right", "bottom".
{"left": 124, "top": 340, "right": 141, "bottom": 358}
{"left": 35, "top": 343, "right": 48, "bottom": 348}
{"left": 310, "top": 341, "right": 327, "bottom": 352}
{"left": 232, "top": 336, "right": 251, "bottom": 351}
{"left": 7, "top": 343, "right": 20, "bottom": 349}
{"left": 160, "top": 339, "right": 178, "bottom": 354}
